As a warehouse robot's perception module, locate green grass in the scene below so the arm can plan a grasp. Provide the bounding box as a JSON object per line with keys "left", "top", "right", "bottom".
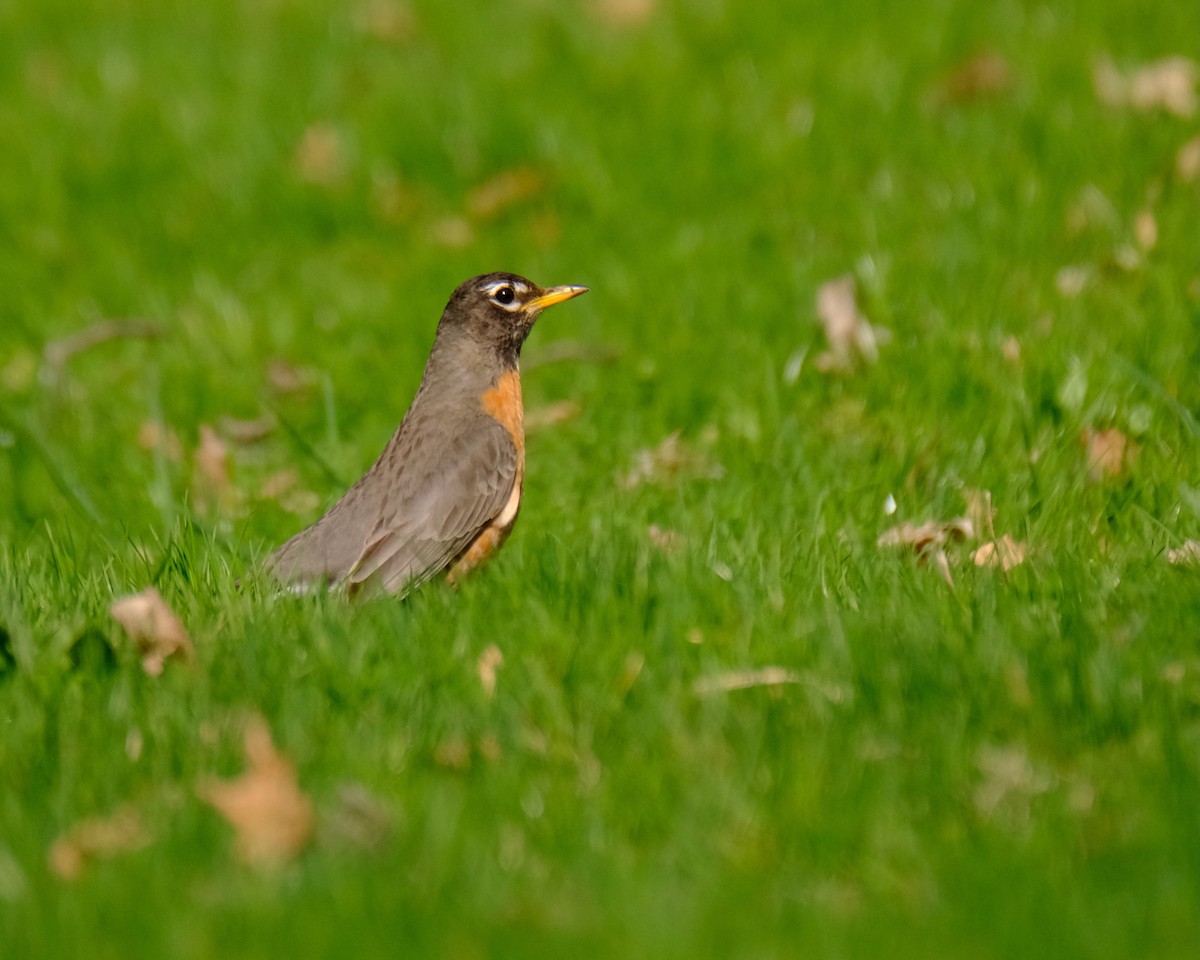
{"left": 1, "top": 0, "right": 1198, "bottom": 956}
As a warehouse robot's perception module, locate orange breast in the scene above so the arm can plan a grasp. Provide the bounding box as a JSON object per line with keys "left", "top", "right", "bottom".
{"left": 480, "top": 369, "right": 525, "bottom": 459}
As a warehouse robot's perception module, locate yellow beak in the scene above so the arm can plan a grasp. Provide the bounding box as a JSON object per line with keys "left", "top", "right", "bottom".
{"left": 528, "top": 284, "right": 589, "bottom": 312}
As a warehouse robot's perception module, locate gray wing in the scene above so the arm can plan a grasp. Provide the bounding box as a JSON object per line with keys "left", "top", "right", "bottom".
{"left": 344, "top": 419, "right": 518, "bottom": 595}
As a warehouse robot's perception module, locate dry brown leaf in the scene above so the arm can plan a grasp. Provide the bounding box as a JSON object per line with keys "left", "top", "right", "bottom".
{"left": 466, "top": 168, "right": 545, "bottom": 220}
{"left": 194, "top": 424, "right": 234, "bottom": 510}
{"left": 1082, "top": 427, "right": 1135, "bottom": 480}
{"left": 477, "top": 644, "right": 503, "bottom": 700}
{"left": 352, "top": 0, "right": 415, "bottom": 43}
{"left": 217, "top": 414, "right": 277, "bottom": 445}
{"left": 877, "top": 517, "right": 975, "bottom": 553}
{"left": 931, "top": 50, "right": 1013, "bottom": 105}
{"left": 524, "top": 400, "right": 581, "bottom": 432}
{"left": 1167, "top": 540, "right": 1200, "bottom": 566}
{"left": 294, "top": 123, "right": 347, "bottom": 186}
{"left": 814, "top": 275, "right": 888, "bottom": 371}
{"left": 1093, "top": 56, "right": 1199, "bottom": 117}
{"left": 619, "top": 431, "right": 724, "bottom": 489}
{"left": 136, "top": 420, "right": 183, "bottom": 461}
{"left": 110, "top": 587, "right": 194, "bottom": 675}
{"left": 1055, "top": 265, "right": 1091, "bottom": 298}
{"left": 647, "top": 524, "right": 682, "bottom": 553}
{"left": 200, "top": 715, "right": 314, "bottom": 866}
{"left": 963, "top": 488, "right": 996, "bottom": 540}
{"left": 1134, "top": 209, "right": 1158, "bottom": 251}
{"left": 693, "top": 666, "right": 802, "bottom": 696}
{"left": 1001, "top": 336, "right": 1021, "bottom": 364}
{"left": 1176, "top": 135, "right": 1200, "bottom": 182}
{"left": 43, "top": 319, "right": 162, "bottom": 374}
{"left": 266, "top": 358, "right": 316, "bottom": 394}
{"left": 972, "top": 534, "right": 1028, "bottom": 571}
{"left": 48, "top": 807, "right": 151, "bottom": 880}
{"left": 591, "top": 0, "right": 657, "bottom": 27}
{"left": 973, "top": 744, "right": 1053, "bottom": 821}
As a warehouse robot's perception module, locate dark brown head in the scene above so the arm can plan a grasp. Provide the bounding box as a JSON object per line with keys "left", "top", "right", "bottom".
{"left": 438, "top": 272, "right": 588, "bottom": 362}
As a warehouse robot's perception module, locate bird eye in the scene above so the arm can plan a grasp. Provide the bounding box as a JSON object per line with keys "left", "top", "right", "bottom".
{"left": 494, "top": 286, "right": 515, "bottom": 305}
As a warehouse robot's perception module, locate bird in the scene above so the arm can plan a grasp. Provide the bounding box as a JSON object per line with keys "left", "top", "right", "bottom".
{"left": 267, "top": 272, "right": 588, "bottom": 596}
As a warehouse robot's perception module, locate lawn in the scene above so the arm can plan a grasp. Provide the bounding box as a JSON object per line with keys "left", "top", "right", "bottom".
{"left": 0, "top": 0, "right": 1198, "bottom": 956}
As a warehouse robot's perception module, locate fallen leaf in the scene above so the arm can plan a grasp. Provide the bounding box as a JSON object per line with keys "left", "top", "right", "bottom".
{"left": 693, "top": 666, "right": 802, "bottom": 696}
{"left": 1082, "top": 427, "right": 1135, "bottom": 480}
{"left": 324, "top": 783, "right": 392, "bottom": 851}
{"left": 217, "top": 414, "right": 277, "bottom": 445}
{"left": 477, "top": 644, "right": 503, "bottom": 700}
{"left": 200, "top": 715, "right": 314, "bottom": 866}
{"left": 294, "top": 123, "right": 347, "bottom": 186}
{"left": 1093, "top": 56, "right": 1199, "bottom": 118}
{"left": 48, "top": 807, "right": 150, "bottom": 881}
{"left": 814, "top": 275, "right": 888, "bottom": 371}
{"left": 619, "top": 431, "right": 724, "bottom": 489}
{"left": 877, "top": 517, "right": 975, "bottom": 553}
{"left": 110, "top": 587, "right": 194, "bottom": 676}
{"left": 931, "top": 49, "right": 1013, "bottom": 105}
{"left": 1001, "top": 336, "right": 1021, "bottom": 363}
{"left": 136, "top": 420, "right": 183, "bottom": 462}
{"left": 43, "top": 319, "right": 162, "bottom": 375}
{"left": 1167, "top": 540, "right": 1200, "bottom": 566}
{"left": 963, "top": 488, "right": 996, "bottom": 540}
{"left": 591, "top": 0, "right": 657, "bottom": 27}
{"left": 877, "top": 517, "right": 973, "bottom": 588}
{"left": 973, "top": 744, "right": 1053, "bottom": 822}
{"left": 647, "top": 524, "right": 682, "bottom": 553}
{"left": 466, "top": 168, "right": 545, "bottom": 220}
{"left": 1055, "top": 265, "right": 1091, "bottom": 298}
{"left": 266, "top": 358, "right": 316, "bottom": 394}
{"left": 196, "top": 424, "right": 230, "bottom": 486}
{"left": 524, "top": 400, "right": 581, "bottom": 432}
{"left": 1134, "top": 209, "right": 1158, "bottom": 251}
{"left": 1176, "top": 135, "right": 1200, "bottom": 182}
{"left": 352, "top": 0, "right": 415, "bottom": 43}
{"left": 972, "top": 534, "right": 1028, "bottom": 571}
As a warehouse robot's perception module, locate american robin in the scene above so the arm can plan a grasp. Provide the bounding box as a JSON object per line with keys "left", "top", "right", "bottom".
{"left": 268, "top": 272, "right": 588, "bottom": 596}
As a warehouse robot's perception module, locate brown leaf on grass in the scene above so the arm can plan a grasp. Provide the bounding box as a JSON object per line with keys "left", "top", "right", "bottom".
{"left": 1093, "top": 56, "right": 1199, "bottom": 117}
{"left": 972, "top": 534, "right": 1028, "bottom": 571}
{"left": 294, "top": 123, "right": 347, "bottom": 186}
{"left": 877, "top": 517, "right": 974, "bottom": 588}
{"left": 591, "top": 0, "right": 657, "bottom": 27}
{"left": 619, "top": 430, "right": 724, "bottom": 489}
{"left": 259, "top": 469, "right": 321, "bottom": 515}
{"left": 477, "top": 644, "right": 503, "bottom": 700}
{"left": 963, "top": 488, "right": 996, "bottom": 540}
{"left": 524, "top": 400, "right": 581, "bottom": 433}
{"left": 433, "top": 738, "right": 471, "bottom": 771}
{"left": 43, "top": 319, "right": 162, "bottom": 375}
{"left": 266, "top": 357, "right": 316, "bottom": 394}
{"left": 194, "top": 424, "right": 234, "bottom": 508}
{"left": 217, "top": 414, "right": 277, "bottom": 445}
{"left": 110, "top": 587, "right": 194, "bottom": 676}
{"left": 930, "top": 50, "right": 1014, "bottom": 105}
{"left": 693, "top": 666, "right": 802, "bottom": 696}
{"left": 1001, "top": 336, "right": 1022, "bottom": 364}
{"left": 48, "top": 807, "right": 151, "bottom": 881}
{"left": 1082, "top": 427, "right": 1136, "bottom": 480}
{"left": 200, "top": 715, "right": 314, "bottom": 866}
{"left": 973, "top": 744, "right": 1053, "bottom": 822}
{"left": 647, "top": 524, "right": 682, "bottom": 553}
{"left": 1176, "top": 135, "right": 1200, "bottom": 182}
{"left": 1167, "top": 540, "right": 1200, "bottom": 566}
{"left": 1055, "top": 265, "right": 1091, "bottom": 298}
{"left": 1134, "top": 209, "right": 1158, "bottom": 251}
{"left": 351, "top": 0, "right": 415, "bottom": 43}
{"left": 466, "top": 168, "right": 545, "bottom": 220}
{"left": 814, "top": 275, "right": 888, "bottom": 371}
{"left": 137, "top": 420, "right": 183, "bottom": 462}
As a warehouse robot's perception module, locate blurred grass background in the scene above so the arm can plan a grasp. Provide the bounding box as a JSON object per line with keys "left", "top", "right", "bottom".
{"left": 0, "top": 0, "right": 1198, "bottom": 957}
